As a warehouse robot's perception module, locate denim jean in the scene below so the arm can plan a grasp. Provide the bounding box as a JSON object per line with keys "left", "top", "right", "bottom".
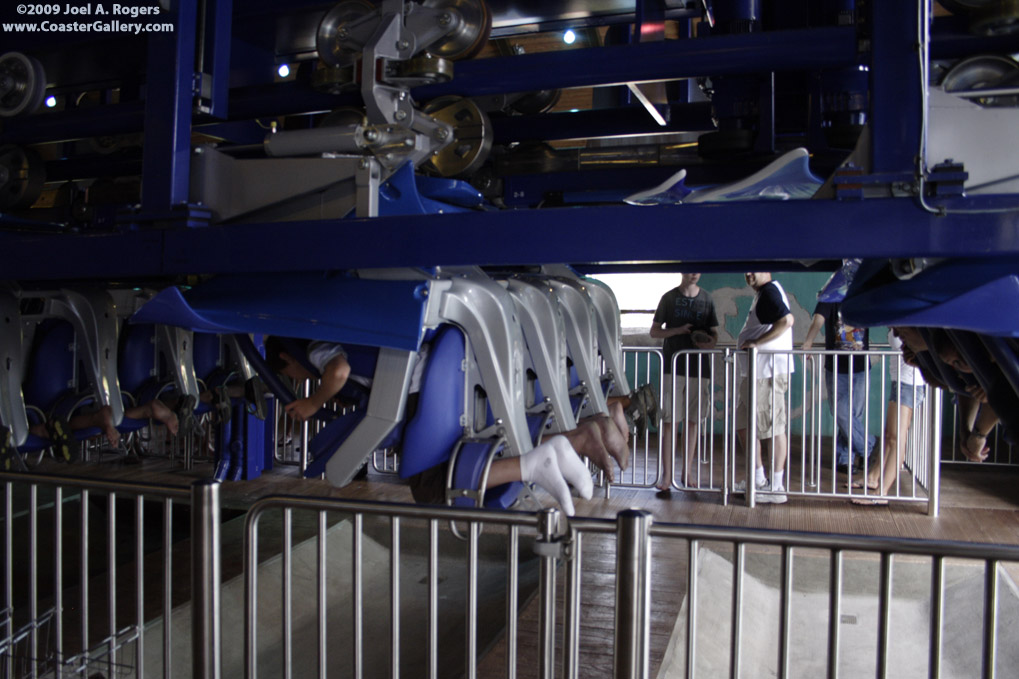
{"left": 824, "top": 369, "right": 876, "bottom": 466}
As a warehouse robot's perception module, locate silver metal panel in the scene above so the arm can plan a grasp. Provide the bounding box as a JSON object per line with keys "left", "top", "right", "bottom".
{"left": 47, "top": 289, "right": 124, "bottom": 426}
{"left": 506, "top": 278, "right": 578, "bottom": 433}
{"left": 439, "top": 268, "right": 533, "bottom": 457}
{"left": 156, "top": 326, "right": 202, "bottom": 400}
{"left": 578, "top": 274, "right": 633, "bottom": 396}
{"left": 190, "top": 145, "right": 369, "bottom": 223}
{"left": 543, "top": 277, "right": 610, "bottom": 418}
{"left": 223, "top": 334, "right": 258, "bottom": 383}
{"left": 324, "top": 347, "right": 417, "bottom": 486}
{"left": 0, "top": 292, "right": 29, "bottom": 446}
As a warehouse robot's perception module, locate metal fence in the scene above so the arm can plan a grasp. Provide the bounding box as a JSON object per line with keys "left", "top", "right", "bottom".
{"left": 242, "top": 496, "right": 546, "bottom": 679}
{"left": 4, "top": 474, "right": 1018, "bottom": 679}
{"left": 0, "top": 472, "right": 195, "bottom": 679}
{"left": 270, "top": 389, "right": 404, "bottom": 476}
{"left": 240, "top": 497, "right": 1019, "bottom": 679}
{"left": 618, "top": 346, "right": 942, "bottom": 514}
{"left": 649, "top": 516, "right": 1019, "bottom": 679}
{"left": 271, "top": 345, "right": 945, "bottom": 510}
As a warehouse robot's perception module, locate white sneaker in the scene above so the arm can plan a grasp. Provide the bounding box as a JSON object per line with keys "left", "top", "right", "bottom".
{"left": 733, "top": 479, "right": 787, "bottom": 504}
{"left": 758, "top": 482, "right": 788, "bottom": 504}
{"left": 732, "top": 479, "right": 768, "bottom": 494}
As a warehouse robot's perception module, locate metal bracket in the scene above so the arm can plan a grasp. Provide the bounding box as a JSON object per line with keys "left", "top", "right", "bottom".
{"left": 533, "top": 537, "right": 568, "bottom": 560}
{"left": 46, "top": 289, "right": 124, "bottom": 426}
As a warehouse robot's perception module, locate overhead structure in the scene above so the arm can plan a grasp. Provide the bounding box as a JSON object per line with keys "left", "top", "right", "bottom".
{"left": 0, "top": 1, "right": 1013, "bottom": 275}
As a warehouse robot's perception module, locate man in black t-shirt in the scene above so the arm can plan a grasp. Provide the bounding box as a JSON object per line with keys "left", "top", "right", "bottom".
{"left": 650, "top": 273, "right": 718, "bottom": 492}
{"left": 801, "top": 300, "right": 877, "bottom": 470}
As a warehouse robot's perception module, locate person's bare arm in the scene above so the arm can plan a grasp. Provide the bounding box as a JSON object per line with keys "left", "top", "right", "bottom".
{"left": 800, "top": 313, "right": 824, "bottom": 350}
{"left": 285, "top": 355, "right": 350, "bottom": 421}
{"left": 961, "top": 401, "right": 1000, "bottom": 462}
{"left": 741, "top": 313, "right": 794, "bottom": 350}
{"left": 649, "top": 321, "right": 690, "bottom": 340}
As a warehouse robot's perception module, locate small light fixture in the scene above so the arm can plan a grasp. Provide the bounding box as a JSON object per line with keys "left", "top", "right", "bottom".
{"left": 45, "top": 95, "right": 57, "bottom": 108}
{"left": 277, "top": 63, "right": 291, "bottom": 78}
{"left": 563, "top": 29, "right": 576, "bottom": 45}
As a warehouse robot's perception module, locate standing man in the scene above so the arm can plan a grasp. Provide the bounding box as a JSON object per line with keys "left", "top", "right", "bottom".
{"left": 801, "top": 298, "right": 876, "bottom": 473}
{"left": 736, "top": 272, "right": 794, "bottom": 503}
{"left": 650, "top": 273, "right": 718, "bottom": 494}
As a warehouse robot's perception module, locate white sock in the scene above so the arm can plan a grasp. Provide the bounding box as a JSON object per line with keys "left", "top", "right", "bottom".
{"left": 772, "top": 475, "right": 785, "bottom": 491}
{"left": 755, "top": 466, "right": 767, "bottom": 486}
{"left": 519, "top": 435, "right": 592, "bottom": 516}
{"left": 548, "top": 435, "right": 594, "bottom": 501}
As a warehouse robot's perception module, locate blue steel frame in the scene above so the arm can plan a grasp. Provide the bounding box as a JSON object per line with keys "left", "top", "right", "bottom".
{"left": 3, "top": 1, "right": 1019, "bottom": 481}
{"left": 201, "top": 0, "right": 234, "bottom": 119}
{"left": 140, "top": 0, "right": 199, "bottom": 213}
{"left": 867, "top": 0, "right": 923, "bottom": 180}
{"left": 0, "top": 1, "right": 1017, "bottom": 271}
{"left": 4, "top": 195, "right": 1019, "bottom": 280}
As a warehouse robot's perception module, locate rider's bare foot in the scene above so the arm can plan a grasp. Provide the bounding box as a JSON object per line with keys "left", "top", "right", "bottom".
{"left": 150, "top": 399, "right": 179, "bottom": 436}
{"left": 98, "top": 406, "right": 121, "bottom": 448}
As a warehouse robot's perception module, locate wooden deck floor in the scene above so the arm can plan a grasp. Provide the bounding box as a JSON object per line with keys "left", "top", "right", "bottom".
{"left": 39, "top": 453, "right": 1019, "bottom": 545}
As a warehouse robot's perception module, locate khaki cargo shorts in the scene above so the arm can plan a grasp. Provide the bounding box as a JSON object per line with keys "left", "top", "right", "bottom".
{"left": 662, "top": 375, "right": 713, "bottom": 423}
{"left": 735, "top": 374, "right": 789, "bottom": 439}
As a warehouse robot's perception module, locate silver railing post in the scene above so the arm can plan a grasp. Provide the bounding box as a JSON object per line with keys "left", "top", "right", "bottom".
{"left": 536, "top": 508, "right": 561, "bottom": 679}
{"left": 563, "top": 526, "right": 582, "bottom": 679}
{"left": 746, "top": 347, "right": 758, "bottom": 508}
{"left": 614, "top": 509, "right": 652, "bottom": 679}
{"left": 723, "top": 347, "right": 732, "bottom": 506}
{"left": 192, "top": 479, "right": 222, "bottom": 679}
{"left": 927, "top": 387, "right": 942, "bottom": 517}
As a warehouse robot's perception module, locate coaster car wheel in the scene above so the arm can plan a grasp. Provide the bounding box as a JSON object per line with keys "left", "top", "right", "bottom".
{"left": 421, "top": 0, "right": 492, "bottom": 61}
{"left": 389, "top": 55, "right": 454, "bottom": 87}
{"left": 422, "top": 95, "right": 493, "bottom": 177}
{"left": 0, "top": 145, "right": 45, "bottom": 210}
{"left": 317, "top": 0, "right": 377, "bottom": 68}
{"left": 0, "top": 52, "right": 46, "bottom": 118}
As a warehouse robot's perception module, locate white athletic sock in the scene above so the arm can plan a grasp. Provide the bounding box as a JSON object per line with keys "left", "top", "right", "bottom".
{"left": 519, "top": 435, "right": 592, "bottom": 516}
{"left": 548, "top": 435, "right": 594, "bottom": 501}
{"left": 755, "top": 466, "right": 767, "bottom": 486}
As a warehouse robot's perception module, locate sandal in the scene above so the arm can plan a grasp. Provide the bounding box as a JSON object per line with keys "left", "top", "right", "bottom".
{"left": 213, "top": 387, "right": 232, "bottom": 423}
{"left": 0, "top": 427, "right": 27, "bottom": 472}
{"left": 640, "top": 384, "right": 660, "bottom": 423}
{"left": 844, "top": 479, "right": 879, "bottom": 491}
{"left": 46, "top": 418, "right": 75, "bottom": 462}
{"left": 176, "top": 395, "right": 200, "bottom": 436}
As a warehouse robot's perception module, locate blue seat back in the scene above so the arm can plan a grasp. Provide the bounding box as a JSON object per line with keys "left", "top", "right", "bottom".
{"left": 399, "top": 325, "right": 467, "bottom": 479}
{"left": 118, "top": 323, "right": 156, "bottom": 396}
{"left": 193, "top": 332, "right": 223, "bottom": 383}
{"left": 23, "top": 319, "right": 77, "bottom": 412}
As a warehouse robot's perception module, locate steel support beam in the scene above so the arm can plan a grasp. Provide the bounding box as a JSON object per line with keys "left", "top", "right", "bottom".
{"left": 3, "top": 196, "right": 1019, "bottom": 280}
{"left": 141, "top": 0, "right": 199, "bottom": 211}
{"left": 416, "top": 26, "right": 858, "bottom": 100}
